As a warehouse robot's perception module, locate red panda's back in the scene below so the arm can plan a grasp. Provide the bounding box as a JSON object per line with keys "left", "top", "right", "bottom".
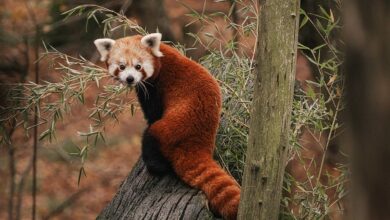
{"left": 150, "top": 43, "right": 240, "bottom": 220}
{"left": 158, "top": 43, "right": 222, "bottom": 143}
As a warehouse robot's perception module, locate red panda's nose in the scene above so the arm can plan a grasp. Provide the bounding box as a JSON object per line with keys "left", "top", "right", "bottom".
{"left": 126, "top": 76, "right": 134, "bottom": 84}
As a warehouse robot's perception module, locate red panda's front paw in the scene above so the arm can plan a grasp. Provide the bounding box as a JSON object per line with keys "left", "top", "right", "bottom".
{"left": 142, "top": 129, "right": 173, "bottom": 176}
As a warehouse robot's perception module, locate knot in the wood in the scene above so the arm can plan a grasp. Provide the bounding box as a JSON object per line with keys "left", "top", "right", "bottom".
{"left": 251, "top": 160, "right": 261, "bottom": 173}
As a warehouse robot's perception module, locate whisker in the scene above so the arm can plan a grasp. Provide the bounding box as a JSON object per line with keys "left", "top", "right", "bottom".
{"left": 135, "top": 82, "right": 140, "bottom": 94}
{"left": 143, "top": 82, "right": 150, "bottom": 99}
{"left": 136, "top": 82, "right": 145, "bottom": 99}
{"left": 139, "top": 81, "right": 150, "bottom": 100}
{"left": 142, "top": 80, "right": 154, "bottom": 87}
{"left": 141, "top": 80, "right": 152, "bottom": 99}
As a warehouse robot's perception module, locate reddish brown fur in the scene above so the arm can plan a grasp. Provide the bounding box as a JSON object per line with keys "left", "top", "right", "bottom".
{"left": 140, "top": 69, "right": 147, "bottom": 80}
{"left": 147, "top": 43, "right": 240, "bottom": 220}
{"left": 104, "top": 35, "right": 240, "bottom": 219}
{"left": 113, "top": 68, "right": 119, "bottom": 77}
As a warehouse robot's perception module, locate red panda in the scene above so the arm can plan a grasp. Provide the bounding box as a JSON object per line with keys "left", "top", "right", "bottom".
{"left": 94, "top": 33, "right": 240, "bottom": 220}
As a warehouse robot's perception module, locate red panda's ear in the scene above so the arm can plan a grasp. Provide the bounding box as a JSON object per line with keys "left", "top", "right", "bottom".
{"left": 141, "top": 33, "right": 163, "bottom": 57}
{"left": 94, "top": 38, "right": 115, "bottom": 62}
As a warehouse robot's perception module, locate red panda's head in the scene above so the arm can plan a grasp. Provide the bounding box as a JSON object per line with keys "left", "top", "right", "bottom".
{"left": 94, "top": 33, "right": 163, "bottom": 86}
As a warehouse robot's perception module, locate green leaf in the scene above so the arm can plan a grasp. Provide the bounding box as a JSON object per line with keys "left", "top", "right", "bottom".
{"left": 39, "top": 129, "right": 51, "bottom": 141}
{"left": 300, "top": 15, "right": 309, "bottom": 29}
{"left": 77, "top": 166, "right": 87, "bottom": 186}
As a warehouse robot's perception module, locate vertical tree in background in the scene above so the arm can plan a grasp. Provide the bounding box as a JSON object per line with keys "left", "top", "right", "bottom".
{"left": 238, "top": 0, "right": 300, "bottom": 219}
{"left": 345, "top": 0, "right": 390, "bottom": 219}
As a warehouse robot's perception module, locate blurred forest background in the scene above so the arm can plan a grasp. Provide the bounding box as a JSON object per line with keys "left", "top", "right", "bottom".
{"left": 0, "top": 0, "right": 347, "bottom": 219}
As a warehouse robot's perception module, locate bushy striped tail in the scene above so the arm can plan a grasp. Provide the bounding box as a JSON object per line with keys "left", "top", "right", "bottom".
{"left": 171, "top": 149, "right": 240, "bottom": 220}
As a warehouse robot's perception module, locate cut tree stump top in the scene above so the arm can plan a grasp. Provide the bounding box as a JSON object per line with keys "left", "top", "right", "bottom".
{"left": 97, "top": 159, "right": 219, "bottom": 220}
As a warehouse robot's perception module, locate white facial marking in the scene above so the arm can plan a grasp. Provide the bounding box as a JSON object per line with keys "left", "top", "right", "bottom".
{"left": 141, "top": 33, "right": 163, "bottom": 57}
{"left": 142, "top": 60, "right": 154, "bottom": 78}
{"left": 94, "top": 38, "right": 115, "bottom": 62}
{"left": 101, "top": 35, "right": 162, "bottom": 85}
{"left": 118, "top": 67, "right": 142, "bottom": 85}
{"left": 108, "top": 64, "right": 118, "bottom": 76}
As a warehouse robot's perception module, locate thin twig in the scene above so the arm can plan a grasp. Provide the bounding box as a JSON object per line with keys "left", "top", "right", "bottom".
{"left": 7, "top": 120, "right": 16, "bottom": 220}
{"left": 42, "top": 188, "right": 89, "bottom": 220}
{"left": 32, "top": 24, "right": 40, "bottom": 220}
{"left": 15, "top": 157, "right": 34, "bottom": 220}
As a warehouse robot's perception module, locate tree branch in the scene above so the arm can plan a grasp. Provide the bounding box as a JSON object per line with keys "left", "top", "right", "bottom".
{"left": 97, "top": 159, "right": 218, "bottom": 220}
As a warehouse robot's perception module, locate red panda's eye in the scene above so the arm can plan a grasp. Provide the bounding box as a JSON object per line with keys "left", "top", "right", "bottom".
{"left": 119, "top": 64, "right": 126, "bottom": 71}
{"left": 135, "top": 64, "right": 142, "bottom": 70}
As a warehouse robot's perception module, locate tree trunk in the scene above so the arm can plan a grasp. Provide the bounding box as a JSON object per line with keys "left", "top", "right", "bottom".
{"left": 97, "top": 159, "right": 217, "bottom": 220}
{"left": 345, "top": 0, "right": 390, "bottom": 219}
{"left": 238, "top": 0, "right": 300, "bottom": 219}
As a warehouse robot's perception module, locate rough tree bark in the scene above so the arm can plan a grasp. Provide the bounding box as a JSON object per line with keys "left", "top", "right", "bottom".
{"left": 237, "top": 0, "right": 300, "bottom": 219}
{"left": 345, "top": 0, "right": 390, "bottom": 219}
{"left": 97, "top": 159, "right": 218, "bottom": 220}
